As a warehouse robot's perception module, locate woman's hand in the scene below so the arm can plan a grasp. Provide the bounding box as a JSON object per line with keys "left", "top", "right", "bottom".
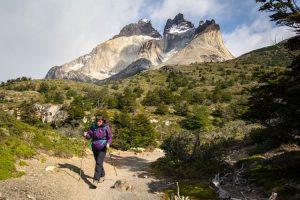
{"left": 106, "top": 143, "right": 110, "bottom": 149}
{"left": 83, "top": 132, "right": 88, "bottom": 137}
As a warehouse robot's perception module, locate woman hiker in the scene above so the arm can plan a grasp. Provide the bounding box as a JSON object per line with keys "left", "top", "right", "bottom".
{"left": 83, "top": 115, "right": 113, "bottom": 188}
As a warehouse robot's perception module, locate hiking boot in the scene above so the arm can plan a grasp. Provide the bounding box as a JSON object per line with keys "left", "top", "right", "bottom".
{"left": 91, "top": 180, "right": 99, "bottom": 189}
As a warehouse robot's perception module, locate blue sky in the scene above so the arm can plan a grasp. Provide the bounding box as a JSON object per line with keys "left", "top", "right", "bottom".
{"left": 0, "top": 0, "right": 296, "bottom": 82}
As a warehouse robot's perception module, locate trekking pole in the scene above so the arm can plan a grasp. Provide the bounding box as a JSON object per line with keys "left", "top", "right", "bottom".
{"left": 79, "top": 139, "right": 86, "bottom": 181}
{"left": 108, "top": 149, "right": 118, "bottom": 176}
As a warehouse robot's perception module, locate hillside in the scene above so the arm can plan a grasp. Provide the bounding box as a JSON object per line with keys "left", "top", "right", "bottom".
{"left": 1, "top": 40, "right": 299, "bottom": 199}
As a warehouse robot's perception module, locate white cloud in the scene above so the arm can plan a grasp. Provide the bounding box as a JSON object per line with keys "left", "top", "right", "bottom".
{"left": 223, "top": 17, "right": 296, "bottom": 57}
{"left": 0, "top": 0, "right": 144, "bottom": 81}
{"left": 149, "top": 0, "right": 226, "bottom": 24}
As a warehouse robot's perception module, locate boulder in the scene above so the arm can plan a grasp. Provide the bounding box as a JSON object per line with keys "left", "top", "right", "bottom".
{"left": 113, "top": 179, "right": 133, "bottom": 191}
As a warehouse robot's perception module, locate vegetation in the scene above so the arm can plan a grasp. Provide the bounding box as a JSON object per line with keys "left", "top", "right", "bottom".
{"left": 112, "top": 112, "right": 157, "bottom": 150}
{"left": 0, "top": 111, "right": 82, "bottom": 180}
{"left": 256, "top": 0, "right": 300, "bottom": 33}
{"left": 164, "top": 181, "right": 218, "bottom": 200}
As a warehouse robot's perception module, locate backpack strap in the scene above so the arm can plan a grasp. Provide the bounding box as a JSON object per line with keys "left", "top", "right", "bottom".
{"left": 103, "top": 126, "right": 108, "bottom": 139}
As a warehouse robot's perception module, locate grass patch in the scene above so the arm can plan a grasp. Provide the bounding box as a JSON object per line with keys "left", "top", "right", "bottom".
{"left": 245, "top": 151, "right": 300, "bottom": 196}
{"left": 0, "top": 147, "right": 25, "bottom": 180}
{"left": 40, "top": 157, "right": 47, "bottom": 163}
{"left": 151, "top": 156, "right": 226, "bottom": 179}
{"left": 19, "top": 160, "right": 29, "bottom": 166}
{"left": 237, "top": 154, "right": 265, "bottom": 167}
{"left": 164, "top": 181, "right": 217, "bottom": 200}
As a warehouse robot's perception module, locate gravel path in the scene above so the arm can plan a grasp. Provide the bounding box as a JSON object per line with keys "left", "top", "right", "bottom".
{"left": 0, "top": 149, "right": 167, "bottom": 200}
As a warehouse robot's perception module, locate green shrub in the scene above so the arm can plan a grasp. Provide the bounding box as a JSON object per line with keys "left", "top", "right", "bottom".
{"left": 38, "top": 81, "right": 50, "bottom": 93}
{"left": 181, "top": 108, "right": 211, "bottom": 130}
{"left": 0, "top": 148, "right": 25, "bottom": 180}
{"left": 133, "top": 86, "right": 144, "bottom": 97}
{"left": 117, "top": 88, "right": 137, "bottom": 112}
{"left": 112, "top": 112, "right": 157, "bottom": 149}
{"left": 249, "top": 128, "right": 293, "bottom": 147}
{"left": 19, "top": 160, "right": 29, "bottom": 166}
{"left": 174, "top": 101, "right": 189, "bottom": 116}
{"left": 154, "top": 104, "right": 169, "bottom": 115}
{"left": 14, "top": 144, "right": 36, "bottom": 159}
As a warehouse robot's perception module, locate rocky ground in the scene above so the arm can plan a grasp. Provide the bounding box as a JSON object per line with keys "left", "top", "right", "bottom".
{"left": 0, "top": 149, "right": 168, "bottom": 200}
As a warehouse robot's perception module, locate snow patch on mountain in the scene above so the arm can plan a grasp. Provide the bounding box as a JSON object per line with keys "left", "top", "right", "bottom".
{"left": 140, "top": 19, "right": 151, "bottom": 23}
{"left": 169, "top": 24, "right": 194, "bottom": 34}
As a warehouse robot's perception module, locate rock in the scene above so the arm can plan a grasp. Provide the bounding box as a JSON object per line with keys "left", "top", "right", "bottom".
{"left": 195, "top": 19, "right": 220, "bottom": 35}
{"left": 143, "top": 175, "right": 148, "bottom": 179}
{"left": 45, "top": 166, "right": 56, "bottom": 171}
{"left": 164, "top": 120, "right": 171, "bottom": 126}
{"left": 150, "top": 119, "right": 158, "bottom": 123}
{"left": 268, "top": 192, "right": 277, "bottom": 200}
{"left": 27, "top": 194, "right": 36, "bottom": 200}
{"left": 154, "top": 148, "right": 164, "bottom": 153}
{"left": 163, "top": 13, "right": 194, "bottom": 36}
{"left": 130, "top": 147, "right": 145, "bottom": 153}
{"left": 100, "top": 58, "right": 152, "bottom": 82}
{"left": 114, "top": 19, "right": 161, "bottom": 39}
{"left": 113, "top": 179, "right": 133, "bottom": 191}
{"left": 217, "top": 188, "right": 231, "bottom": 199}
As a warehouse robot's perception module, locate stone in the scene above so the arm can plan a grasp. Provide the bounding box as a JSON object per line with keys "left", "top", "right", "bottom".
{"left": 268, "top": 192, "right": 277, "bottom": 200}
{"left": 45, "top": 166, "right": 56, "bottom": 171}
{"left": 113, "top": 179, "right": 133, "bottom": 191}
{"left": 27, "top": 194, "right": 36, "bottom": 200}
{"left": 154, "top": 148, "right": 163, "bottom": 153}
{"left": 164, "top": 120, "right": 171, "bottom": 126}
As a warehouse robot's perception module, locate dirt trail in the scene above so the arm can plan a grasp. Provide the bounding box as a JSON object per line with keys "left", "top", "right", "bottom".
{"left": 0, "top": 149, "right": 167, "bottom": 200}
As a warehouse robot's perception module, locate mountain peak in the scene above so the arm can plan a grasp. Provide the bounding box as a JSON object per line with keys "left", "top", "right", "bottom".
{"left": 173, "top": 13, "right": 185, "bottom": 22}
{"left": 163, "top": 13, "right": 194, "bottom": 36}
{"left": 138, "top": 18, "right": 151, "bottom": 24}
{"left": 195, "top": 19, "right": 220, "bottom": 35}
{"left": 113, "top": 19, "right": 161, "bottom": 39}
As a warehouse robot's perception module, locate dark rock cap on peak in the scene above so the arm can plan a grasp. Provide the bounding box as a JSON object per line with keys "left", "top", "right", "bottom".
{"left": 113, "top": 19, "right": 161, "bottom": 39}
{"left": 195, "top": 19, "right": 220, "bottom": 35}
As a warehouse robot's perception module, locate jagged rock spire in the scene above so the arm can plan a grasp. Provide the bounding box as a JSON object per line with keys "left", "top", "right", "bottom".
{"left": 195, "top": 19, "right": 220, "bottom": 35}
{"left": 113, "top": 19, "right": 161, "bottom": 39}
{"left": 163, "top": 13, "right": 194, "bottom": 36}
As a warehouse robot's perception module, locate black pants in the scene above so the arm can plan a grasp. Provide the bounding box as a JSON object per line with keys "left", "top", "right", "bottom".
{"left": 92, "top": 149, "right": 106, "bottom": 181}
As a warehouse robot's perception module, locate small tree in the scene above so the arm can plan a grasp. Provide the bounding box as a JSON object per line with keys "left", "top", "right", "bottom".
{"left": 256, "top": 0, "right": 300, "bottom": 33}
{"left": 38, "top": 82, "right": 50, "bottom": 93}
{"left": 117, "top": 88, "right": 137, "bottom": 112}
